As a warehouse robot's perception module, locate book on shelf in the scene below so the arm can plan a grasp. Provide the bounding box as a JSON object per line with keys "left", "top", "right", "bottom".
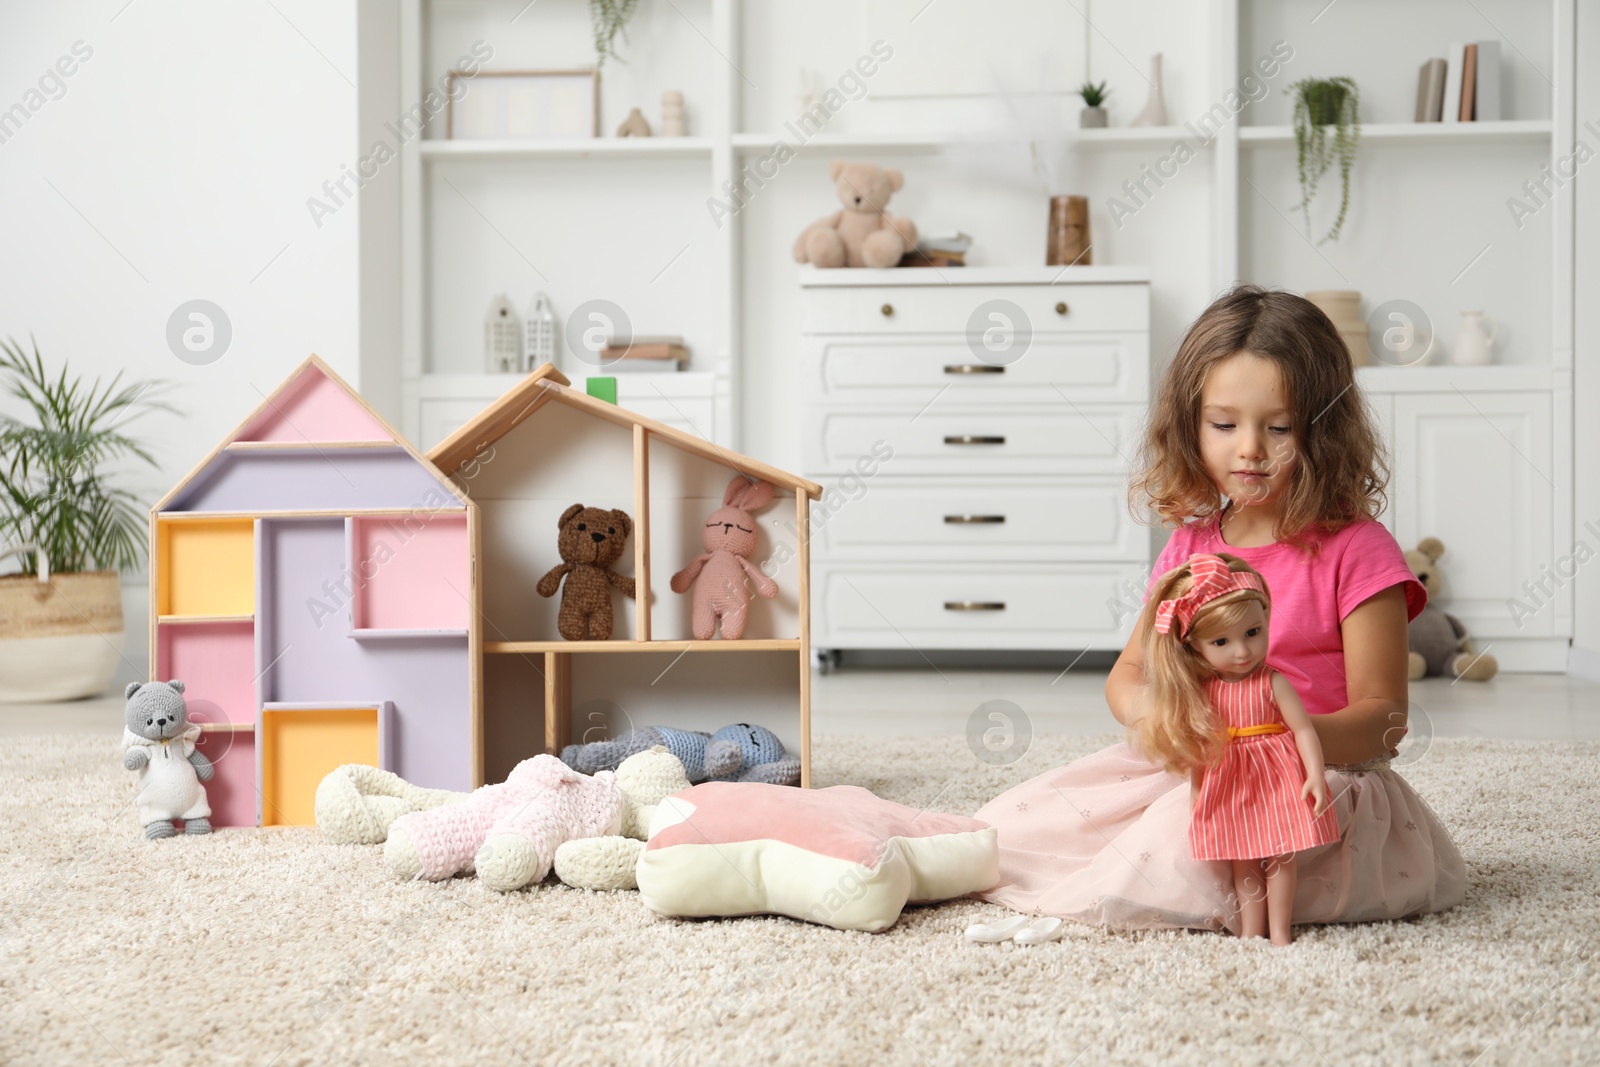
{"left": 1415, "top": 58, "right": 1446, "bottom": 122}
{"left": 1442, "top": 42, "right": 1466, "bottom": 124}
{"left": 1460, "top": 44, "right": 1478, "bottom": 120}
{"left": 901, "top": 232, "right": 971, "bottom": 268}
{"left": 599, "top": 335, "right": 687, "bottom": 370}
{"left": 1474, "top": 40, "right": 1502, "bottom": 121}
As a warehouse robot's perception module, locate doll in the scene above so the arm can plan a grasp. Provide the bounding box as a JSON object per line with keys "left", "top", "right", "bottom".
{"left": 1129, "top": 552, "right": 1338, "bottom": 946}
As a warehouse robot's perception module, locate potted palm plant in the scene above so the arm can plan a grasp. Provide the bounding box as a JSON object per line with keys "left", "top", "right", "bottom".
{"left": 0, "top": 339, "right": 166, "bottom": 702}
{"left": 1287, "top": 76, "right": 1360, "bottom": 243}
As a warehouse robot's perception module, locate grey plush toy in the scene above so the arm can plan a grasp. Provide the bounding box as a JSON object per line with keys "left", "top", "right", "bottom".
{"left": 122, "top": 680, "right": 215, "bottom": 838}
{"left": 1404, "top": 538, "right": 1498, "bottom": 682}
{"left": 561, "top": 723, "right": 801, "bottom": 786}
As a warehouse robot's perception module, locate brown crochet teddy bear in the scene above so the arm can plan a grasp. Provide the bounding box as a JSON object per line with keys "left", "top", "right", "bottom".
{"left": 792, "top": 159, "right": 919, "bottom": 269}
{"left": 536, "top": 504, "right": 636, "bottom": 641}
{"left": 1405, "top": 537, "right": 1498, "bottom": 682}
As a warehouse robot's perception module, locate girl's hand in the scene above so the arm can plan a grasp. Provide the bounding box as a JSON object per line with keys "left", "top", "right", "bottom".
{"left": 1301, "top": 774, "right": 1331, "bottom": 817}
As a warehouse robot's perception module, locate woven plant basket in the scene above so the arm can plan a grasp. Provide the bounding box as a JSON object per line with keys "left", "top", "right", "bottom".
{"left": 0, "top": 572, "right": 124, "bottom": 703}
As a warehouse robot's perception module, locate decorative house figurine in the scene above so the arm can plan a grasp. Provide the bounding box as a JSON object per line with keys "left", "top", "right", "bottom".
{"left": 526, "top": 292, "right": 556, "bottom": 371}
{"left": 615, "top": 107, "right": 652, "bottom": 137}
{"left": 660, "top": 91, "right": 687, "bottom": 136}
{"left": 485, "top": 294, "right": 522, "bottom": 373}
{"left": 148, "top": 356, "right": 479, "bottom": 827}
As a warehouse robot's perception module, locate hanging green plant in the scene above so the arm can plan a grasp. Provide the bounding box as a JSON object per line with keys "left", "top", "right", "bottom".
{"left": 1287, "top": 76, "right": 1360, "bottom": 244}
{"left": 590, "top": 0, "right": 640, "bottom": 68}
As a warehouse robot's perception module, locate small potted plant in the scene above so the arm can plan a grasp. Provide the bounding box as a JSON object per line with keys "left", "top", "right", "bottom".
{"left": 1287, "top": 76, "right": 1360, "bottom": 243}
{"left": 0, "top": 339, "right": 167, "bottom": 702}
{"left": 1078, "top": 80, "right": 1110, "bottom": 128}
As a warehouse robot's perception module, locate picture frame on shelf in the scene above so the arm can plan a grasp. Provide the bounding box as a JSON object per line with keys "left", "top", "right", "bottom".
{"left": 446, "top": 70, "right": 599, "bottom": 141}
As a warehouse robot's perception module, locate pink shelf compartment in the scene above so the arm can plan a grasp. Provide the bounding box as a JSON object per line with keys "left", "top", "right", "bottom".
{"left": 346, "top": 514, "right": 471, "bottom": 634}
{"left": 156, "top": 619, "right": 256, "bottom": 726}
{"left": 195, "top": 727, "right": 258, "bottom": 827}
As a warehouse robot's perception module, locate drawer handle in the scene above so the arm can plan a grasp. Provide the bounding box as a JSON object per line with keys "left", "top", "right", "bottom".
{"left": 945, "top": 601, "right": 1007, "bottom": 611}
{"left": 944, "top": 435, "right": 1006, "bottom": 446}
{"left": 943, "top": 364, "right": 1006, "bottom": 375}
{"left": 1055, "top": 301, "right": 1069, "bottom": 315}
{"left": 880, "top": 303, "right": 894, "bottom": 317}
{"left": 944, "top": 514, "right": 1006, "bottom": 524}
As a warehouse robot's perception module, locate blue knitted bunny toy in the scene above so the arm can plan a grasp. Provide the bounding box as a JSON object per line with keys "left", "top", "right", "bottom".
{"left": 561, "top": 723, "right": 799, "bottom": 786}
{"left": 702, "top": 723, "right": 801, "bottom": 786}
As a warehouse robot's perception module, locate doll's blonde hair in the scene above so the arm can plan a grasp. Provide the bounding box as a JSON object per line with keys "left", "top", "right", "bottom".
{"left": 1129, "top": 553, "right": 1273, "bottom": 776}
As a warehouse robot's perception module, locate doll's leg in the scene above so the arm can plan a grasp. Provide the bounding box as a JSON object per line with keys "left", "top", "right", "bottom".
{"left": 1232, "top": 859, "right": 1267, "bottom": 938}
{"left": 1265, "top": 853, "right": 1297, "bottom": 946}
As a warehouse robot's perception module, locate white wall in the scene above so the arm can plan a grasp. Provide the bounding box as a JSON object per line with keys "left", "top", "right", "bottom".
{"left": 0, "top": 1, "right": 361, "bottom": 683}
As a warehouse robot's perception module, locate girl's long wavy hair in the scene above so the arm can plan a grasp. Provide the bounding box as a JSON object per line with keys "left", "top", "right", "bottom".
{"left": 1128, "top": 284, "right": 1390, "bottom": 555}
{"left": 1130, "top": 554, "right": 1274, "bottom": 776}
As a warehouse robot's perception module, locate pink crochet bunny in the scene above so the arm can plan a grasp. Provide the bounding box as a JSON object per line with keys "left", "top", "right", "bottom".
{"left": 383, "top": 754, "right": 622, "bottom": 892}
{"left": 670, "top": 475, "right": 779, "bottom": 640}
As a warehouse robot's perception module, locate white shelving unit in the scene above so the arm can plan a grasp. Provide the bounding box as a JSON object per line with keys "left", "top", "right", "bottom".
{"left": 1213, "top": 0, "right": 1574, "bottom": 670}
{"left": 379, "top": 0, "right": 1575, "bottom": 668}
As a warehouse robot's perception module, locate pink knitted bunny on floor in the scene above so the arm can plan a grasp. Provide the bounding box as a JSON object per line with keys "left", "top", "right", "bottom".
{"left": 670, "top": 475, "right": 779, "bottom": 640}
{"left": 383, "top": 754, "right": 622, "bottom": 892}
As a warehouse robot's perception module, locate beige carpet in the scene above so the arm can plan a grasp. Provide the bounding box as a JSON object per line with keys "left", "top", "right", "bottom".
{"left": 2, "top": 733, "right": 1597, "bottom": 1067}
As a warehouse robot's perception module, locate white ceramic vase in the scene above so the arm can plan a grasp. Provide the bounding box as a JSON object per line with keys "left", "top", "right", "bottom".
{"left": 1130, "top": 53, "right": 1168, "bottom": 127}
{"left": 1451, "top": 311, "right": 1498, "bottom": 365}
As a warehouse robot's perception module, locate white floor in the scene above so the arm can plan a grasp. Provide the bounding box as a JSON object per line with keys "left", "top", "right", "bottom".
{"left": 7, "top": 666, "right": 1599, "bottom": 741}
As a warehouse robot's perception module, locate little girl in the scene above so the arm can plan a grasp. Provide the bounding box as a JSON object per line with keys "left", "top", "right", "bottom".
{"left": 1133, "top": 552, "right": 1338, "bottom": 945}
{"left": 973, "top": 284, "right": 1465, "bottom": 936}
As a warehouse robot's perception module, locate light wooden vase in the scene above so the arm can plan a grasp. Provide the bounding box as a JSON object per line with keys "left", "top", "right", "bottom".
{"left": 1305, "top": 290, "right": 1371, "bottom": 367}
{"left": 0, "top": 572, "right": 124, "bottom": 702}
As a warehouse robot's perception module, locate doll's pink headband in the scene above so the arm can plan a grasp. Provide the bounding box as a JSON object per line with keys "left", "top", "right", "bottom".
{"left": 1153, "top": 554, "right": 1267, "bottom": 639}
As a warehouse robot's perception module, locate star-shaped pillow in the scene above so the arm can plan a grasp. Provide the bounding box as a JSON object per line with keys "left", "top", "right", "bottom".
{"left": 636, "top": 782, "right": 998, "bottom": 932}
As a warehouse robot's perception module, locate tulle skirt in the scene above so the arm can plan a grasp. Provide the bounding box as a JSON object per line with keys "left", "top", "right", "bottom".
{"left": 971, "top": 743, "right": 1466, "bottom": 936}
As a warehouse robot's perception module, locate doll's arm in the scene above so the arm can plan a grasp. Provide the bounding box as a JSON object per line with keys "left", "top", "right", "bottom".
{"left": 737, "top": 556, "right": 779, "bottom": 599}
{"left": 1274, "top": 672, "right": 1330, "bottom": 817}
{"left": 607, "top": 571, "right": 636, "bottom": 599}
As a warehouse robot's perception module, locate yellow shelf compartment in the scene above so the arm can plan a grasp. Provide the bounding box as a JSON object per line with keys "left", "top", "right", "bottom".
{"left": 155, "top": 516, "right": 255, "bottom": 617}
{"left": 260, "top": 701, "right": 389, "bottom": 827}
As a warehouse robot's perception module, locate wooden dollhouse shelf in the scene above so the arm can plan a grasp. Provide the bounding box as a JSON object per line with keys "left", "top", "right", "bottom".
{"left": 351, "top": 628, "right": 469, "bottom": 641}
{"left": 158, "top": 614, "right": 253, "bottom": 624}
{"left": 198, "top": 722, "right": 256, "bottom": 733}
{"left": 485, "top": 639, "right": 801, "bottom": 654}
{"left": 223, "top": 440, "right": 397, "bottom": 451}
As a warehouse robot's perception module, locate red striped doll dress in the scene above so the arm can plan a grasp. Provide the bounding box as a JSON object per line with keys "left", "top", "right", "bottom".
{"left": 1189, "top": 662, "right": 1340, "bottom": 861}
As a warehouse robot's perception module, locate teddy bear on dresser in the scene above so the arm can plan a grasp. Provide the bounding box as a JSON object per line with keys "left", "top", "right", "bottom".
{"left": 122, "top": 680, "right": 214, "bottom": 839}
{"left": 537, "top": 503, "right": 636, "bottom": 641}
{"left": 1405, "top": 537, "right": 1499, "bottom": 682}
{"left": 792, "top": 159, "right": 919, "bottom": 269}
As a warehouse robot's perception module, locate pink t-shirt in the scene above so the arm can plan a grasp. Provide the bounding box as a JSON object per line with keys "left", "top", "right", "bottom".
{"left": 1145, "top": 513, "right": 1426, "bottom": 716}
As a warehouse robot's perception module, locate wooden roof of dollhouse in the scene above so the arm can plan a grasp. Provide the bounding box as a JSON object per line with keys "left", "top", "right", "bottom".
{"left": 427, "top": 363, "right": 822, "bottom": 499}
{"left": 154, "top": 355, "right": 470, "bottom": 513}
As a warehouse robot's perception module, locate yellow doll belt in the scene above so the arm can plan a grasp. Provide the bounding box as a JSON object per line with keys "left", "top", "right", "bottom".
{"left": 1226, "top": 723, "right": 1286, "bottom": 740}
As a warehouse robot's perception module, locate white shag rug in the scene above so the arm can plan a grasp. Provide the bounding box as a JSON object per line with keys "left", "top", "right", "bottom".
{"left": 2, "top": 732, "right": 1597, "bottom": 1067}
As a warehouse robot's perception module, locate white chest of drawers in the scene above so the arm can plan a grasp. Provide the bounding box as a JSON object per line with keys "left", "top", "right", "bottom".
{"left": 798, "top": 266, "right": 1154, "bottom": 662}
